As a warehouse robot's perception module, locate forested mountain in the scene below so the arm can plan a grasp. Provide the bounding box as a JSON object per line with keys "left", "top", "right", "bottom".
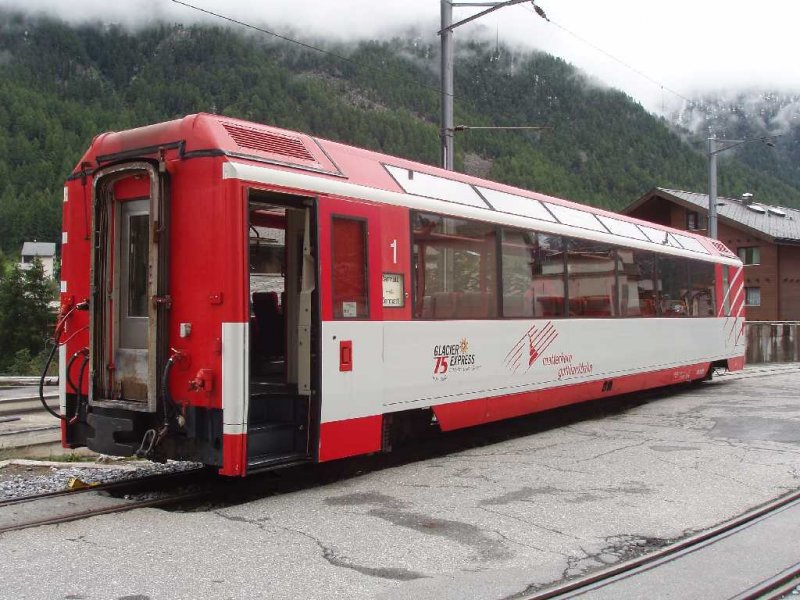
{"left": 1, "top": 11, "right": 799, "bottom": 255}
{"left": 672, "top": 91, "right": 800, "bottom": 192}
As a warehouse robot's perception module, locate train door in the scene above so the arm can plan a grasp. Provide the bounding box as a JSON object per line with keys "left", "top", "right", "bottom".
{"left": 246, "top": 192, "right": 317, "bottom": 470}
{"left": 87, "top": 162, "right": 168, "bottom": 453}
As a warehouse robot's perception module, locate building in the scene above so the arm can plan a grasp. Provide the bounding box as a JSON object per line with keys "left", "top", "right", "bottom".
{"left": 622, "top": 188, "right": 800, "bottom": 321}
{"left": 19, "top": 241, "right": 56, "bottom": 279}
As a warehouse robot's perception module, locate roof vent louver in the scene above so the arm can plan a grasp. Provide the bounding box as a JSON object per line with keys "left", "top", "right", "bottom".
{"left": 746, "top": 203, "right": 766, "bottom": 214}
{"left": 768, "top": 207, "right": 787, "bottom": 217}
{"left": 741, "top": 192, "right": 754, "bottom": 204}
{"left": 222, "top": 123, "right": 316, "bottom": 162}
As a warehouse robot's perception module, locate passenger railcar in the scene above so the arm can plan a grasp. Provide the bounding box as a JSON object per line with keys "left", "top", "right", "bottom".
{"left": 57, "top": 114, "right": 745, "bottom": 476}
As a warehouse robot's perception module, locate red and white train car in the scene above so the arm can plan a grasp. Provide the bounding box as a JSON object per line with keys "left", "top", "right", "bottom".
{"left": 58, "top": 114, "right": 745, "bottom": 476}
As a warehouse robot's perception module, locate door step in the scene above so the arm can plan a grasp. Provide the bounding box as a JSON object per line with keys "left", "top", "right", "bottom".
{"left": 246, "top": 452, "right": 310, "bottom": 473}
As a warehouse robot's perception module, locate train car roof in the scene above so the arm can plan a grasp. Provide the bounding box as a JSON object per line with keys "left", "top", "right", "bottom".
{"left": 72, "top": 113, "right": 738, "bottom": 264}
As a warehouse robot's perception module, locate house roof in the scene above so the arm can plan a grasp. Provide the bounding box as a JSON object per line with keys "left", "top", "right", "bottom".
{"left": 21, "top": 242, "right": 56, "bottom": 257}
{"left": 624, "top": 188, "right": 800, "bottom": 244}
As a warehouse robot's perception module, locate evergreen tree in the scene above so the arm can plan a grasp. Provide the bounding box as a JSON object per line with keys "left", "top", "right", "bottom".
{"left": 0, "top": 259, "right": 54, "bottom": 373}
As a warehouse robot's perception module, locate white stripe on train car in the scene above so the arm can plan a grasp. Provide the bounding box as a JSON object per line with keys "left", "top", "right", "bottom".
{"left": 59, "top": 344, "right": 66, "bottom": 414}
{"left": 222, "top": 322, "right": 249, "bottom": 435}
{"left": 221, "top": 161, "right": 741, "bottom": 267}
{"left": 320, "top": 318, "right": 740, "bottom": 423}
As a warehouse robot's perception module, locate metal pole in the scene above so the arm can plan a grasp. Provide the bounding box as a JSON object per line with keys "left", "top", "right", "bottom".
{"left": 708, "top": 137, "right": 718, "bottom": 239}
{"left": 441, "top": 0, "right": 454, "bottom": 170}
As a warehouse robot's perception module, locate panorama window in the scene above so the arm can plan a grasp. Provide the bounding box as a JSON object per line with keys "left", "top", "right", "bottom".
{"left": 687, "top": 261, "right": 715, "bottom": 317}
{"left": 565, "top": 238, "right": 616, "bottom": 317}
{"left": 657, "top": 256, "right": 690, "bottom": 317}
{"left": 500, "top": 230, "right": 569, "bottom": 318}
{"left": 412, "top": 213, "right": 498, "bottom": 319}
{"left": 618, "top": 250, "right": 657, "bottom": 317}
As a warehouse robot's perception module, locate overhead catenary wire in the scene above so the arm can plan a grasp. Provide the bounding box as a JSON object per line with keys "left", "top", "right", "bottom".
{"left": 518, "top": 3, "right": 696, "bottom": 106}
{"left": 170, "top": 0, "right": 454, "bottom": 100}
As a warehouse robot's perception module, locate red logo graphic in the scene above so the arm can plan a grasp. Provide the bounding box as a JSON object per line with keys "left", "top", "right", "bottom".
{"left": 505, "top": 322, "right": 559, "bottom": 374}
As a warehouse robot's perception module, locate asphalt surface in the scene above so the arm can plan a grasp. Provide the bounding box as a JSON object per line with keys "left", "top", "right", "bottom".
{"left": 0, "top": 364, "right": 799, "bottom": 600}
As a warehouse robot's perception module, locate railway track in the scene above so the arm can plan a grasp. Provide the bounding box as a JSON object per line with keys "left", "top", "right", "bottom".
{"left": 0, "top": 467, "right": 211, "bottom": 534}
{"left": 521, "top": 489, "right": 800, "bottom": 600}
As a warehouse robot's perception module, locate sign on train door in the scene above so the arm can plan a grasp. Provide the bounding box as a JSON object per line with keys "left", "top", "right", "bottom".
{"left": 89, "top": 162, "right": 167, "bottom": 412}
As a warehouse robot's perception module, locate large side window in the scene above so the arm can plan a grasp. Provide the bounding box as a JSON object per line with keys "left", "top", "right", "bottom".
{"left": 619, "top": 250, "right": 657, "bottom": 317}
{"left": 533, "top": 233, "right": 567, "bottom": 317}
{"left": 412, "top": 212, "right": 497, "bottom": 319}
{"left": 501, "top": 229, "right": 537, "bottom": 317}
{"left": 565, "top": 238, "right": 616, "bottom": 317}
{"left": 687, "top": 261, "right": 715, "bottom": 317}
{"left": 658, "top": 256, "right": 689, "bottom": 317}
{"left": 332, "top": 217, "right": 369, "bottom": 319}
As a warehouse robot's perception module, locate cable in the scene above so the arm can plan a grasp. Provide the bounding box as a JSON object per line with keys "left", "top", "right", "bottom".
{"left": 518, "top": 4, "right": 695, "bottom": 106}
{"left": 170, "top": 0, "right": 451, "bottom": 99}
{"left": 39, "top": 331, "right": 63, "bottom": 420}
{"left": 72, "top": 355, "right": 89, "bottom": 425}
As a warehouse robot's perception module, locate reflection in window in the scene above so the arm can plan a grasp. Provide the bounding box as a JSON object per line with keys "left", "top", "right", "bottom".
{"left": 413, "top": 213, "right": 497, "bottom": 319}
{"left": 127, "top": 214, "right": 149, "bottom": 318}
{"left": 658, "top": 256, "right": 689, "bottom": 317}
{"left": 688, "top": 261, "right": 715, "bottom": 316}
{"left": 501, "top": 229, "right": 538, "bottom": 318}
{"left": 618, "top": 250, "right": 657, "bottom": 317}
{"left": 534, "top": 234, "right": 566, "bottom": 317}
{"left": 566, "top": 238, "right": 616, "bottom": 317}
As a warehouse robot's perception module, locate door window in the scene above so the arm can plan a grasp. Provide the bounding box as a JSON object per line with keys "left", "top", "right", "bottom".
{"left": 332, "top": 217, "right": 369, "bottom": 318}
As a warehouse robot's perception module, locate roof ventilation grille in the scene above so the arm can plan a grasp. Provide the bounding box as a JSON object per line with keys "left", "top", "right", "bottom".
{"left": 222, "top": 123, "right": 316, "bottom": 162}
{"left": 741, "top": 192, "right": 754, "bottom": 204}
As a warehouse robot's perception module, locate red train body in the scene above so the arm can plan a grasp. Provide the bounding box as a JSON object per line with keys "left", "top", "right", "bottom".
{"left": 58, "top": 114, "right": 745, "bottom": 476}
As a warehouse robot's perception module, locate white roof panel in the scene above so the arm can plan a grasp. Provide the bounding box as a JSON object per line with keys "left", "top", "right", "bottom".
{"left": 384, "top": 165, "right": 489, "bottom": 209}
{"left": 476, "top": 187, "right": 556, "bottom": 222}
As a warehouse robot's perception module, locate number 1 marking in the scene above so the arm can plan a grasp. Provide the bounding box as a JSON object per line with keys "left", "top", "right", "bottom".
{"left": 390, "top": 239, "right": 397, "bottom": 264}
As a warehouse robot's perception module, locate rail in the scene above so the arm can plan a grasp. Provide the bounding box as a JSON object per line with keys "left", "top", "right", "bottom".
{"left": 521, "top": 489, "right": 800, "bottom": 599}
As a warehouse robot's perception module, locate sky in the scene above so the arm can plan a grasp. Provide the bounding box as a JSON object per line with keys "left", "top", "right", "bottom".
{"left": 8, "top": 0, "right": 800, "bottom": 114}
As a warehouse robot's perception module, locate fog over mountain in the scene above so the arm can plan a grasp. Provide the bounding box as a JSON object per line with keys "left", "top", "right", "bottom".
{"left": 7, "top": 0, "right": 800, "bottom": 115}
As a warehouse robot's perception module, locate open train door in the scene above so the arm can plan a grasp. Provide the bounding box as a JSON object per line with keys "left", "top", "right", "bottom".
{"left": 245, "top": 192, "right": 318, "bottom": 471}
{"left": 86, "top": 162, "right": 169, "bottom": 455}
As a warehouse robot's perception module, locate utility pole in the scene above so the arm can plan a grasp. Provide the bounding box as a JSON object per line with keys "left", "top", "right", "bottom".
{"left": 707, "top": 135, "right": 778, "bottom": 240}
{"left": 439, "top": 0, "right": 547, "bottom": 171}
{"left": 708, "top": 137, "right": 718, "bottom": 239}
{"left": 441, "top": 0, "right": 454, "bottom": 170}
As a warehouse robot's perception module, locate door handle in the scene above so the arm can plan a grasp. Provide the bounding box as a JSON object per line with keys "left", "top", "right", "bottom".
{"left": 340, "top": 340, "right": 353, "bottom": 372}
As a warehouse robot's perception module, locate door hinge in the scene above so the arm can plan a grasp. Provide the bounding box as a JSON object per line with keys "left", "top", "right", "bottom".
{"left": 152, "top": 295, "right": 172, "bottom": 309}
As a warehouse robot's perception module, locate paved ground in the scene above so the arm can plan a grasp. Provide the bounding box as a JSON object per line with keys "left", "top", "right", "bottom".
{"left": 0, "top": 364, "right": 799, "bottom": 600}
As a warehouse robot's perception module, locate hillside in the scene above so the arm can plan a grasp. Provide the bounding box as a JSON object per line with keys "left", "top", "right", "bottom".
{"left": 672, "top": 91, "right": 800, "bottom": 193}
{"left": 1, "top": 11, "right": 799, "bottom": 254}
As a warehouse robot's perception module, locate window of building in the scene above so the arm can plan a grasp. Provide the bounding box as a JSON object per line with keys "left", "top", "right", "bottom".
{"left": 745, "top": 287, "right": 761, "bottom": 306}
{"left": 412, "top": 213, "right": 498, "bottom": 319}
{"left": 737, "top": 246, "right": 760, "bottom": 265}
{"left": 686, "top": 211, "right": 707, "bottom": 231}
